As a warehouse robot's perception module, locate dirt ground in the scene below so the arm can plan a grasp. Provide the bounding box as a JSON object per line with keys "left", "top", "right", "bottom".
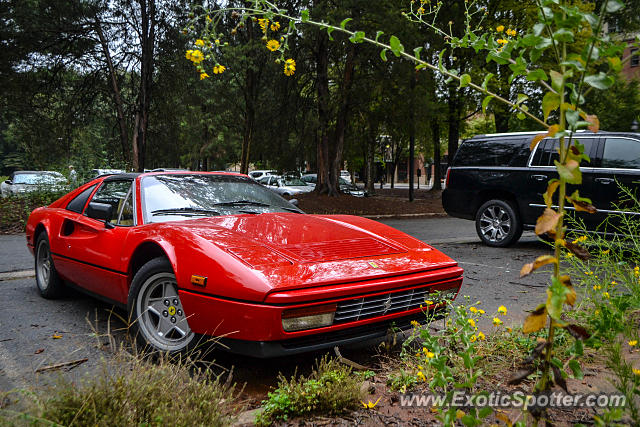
{"left": 296, "top": 189, "right": 445, "bottom": 217}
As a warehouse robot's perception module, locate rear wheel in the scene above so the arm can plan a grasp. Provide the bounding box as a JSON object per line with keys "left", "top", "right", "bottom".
{"left": 475, "top": 200, "right": 522, "bottom": 247}
{"left": 128, "top": 258, "right": 195, "bottom": 354}
{"left": 35, "top": 233, "right": 64, "bottom": 298}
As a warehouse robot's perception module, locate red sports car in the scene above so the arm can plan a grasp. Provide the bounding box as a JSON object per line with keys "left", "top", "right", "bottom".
{"left": 26, "top": 172, "right": 463, "bottom": 356}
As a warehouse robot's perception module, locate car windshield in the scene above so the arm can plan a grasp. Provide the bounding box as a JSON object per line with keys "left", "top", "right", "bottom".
{"left": 141, "top": 174, "right": 303, "bottom": 223}
{"left": 283, "top": 177, "right": 307, "bottom": 186}
{"left": 13, "top": 173, "right": 65, "bottom": 185}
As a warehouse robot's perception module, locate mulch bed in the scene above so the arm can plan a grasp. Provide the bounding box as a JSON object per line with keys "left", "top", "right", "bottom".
{"left": 296, "top": 189, "right": 446, "bottom": 217}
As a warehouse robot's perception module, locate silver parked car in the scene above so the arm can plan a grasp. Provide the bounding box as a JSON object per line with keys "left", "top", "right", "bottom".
{"left": 258, "top": 175, "right": 314, "bottom": 196}
{"left": 301, "top": 174, "right": 366, "bottom": 197}
{"left": 1, "top": 171, "right": 69, "bottom": 197}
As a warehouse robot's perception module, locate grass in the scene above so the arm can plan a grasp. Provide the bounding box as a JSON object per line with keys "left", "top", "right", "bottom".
{"left": 256, "top": 356, "right": 364, "bottom": 426}
{"left": 0, "top": 351, "right": 242, "bottom": 426}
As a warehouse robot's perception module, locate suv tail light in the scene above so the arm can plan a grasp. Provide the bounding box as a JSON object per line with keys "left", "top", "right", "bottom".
{"left": 445, "top": 167, "right": 451, "bottom": 188}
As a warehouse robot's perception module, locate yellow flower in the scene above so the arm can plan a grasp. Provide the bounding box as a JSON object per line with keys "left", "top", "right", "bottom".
{"left": 566, "top": 252, "right": 574, "bottom": 258}
{"left": 284, "top": 58, "right": 296, "bottom": 76}
{"left": 189, "top": 49, "right": 204, "bottom": 63}
{"left": 595, "top": 309, "right": 600, "bottom": 316}
{"left": 425, "top": 300, "right": 434, "bottom": 305}
{"left": 213, "top": 64, "right": 226, "bottom": 74}
{"left": 417, "top": 371, "right": 426, "bottom": 381}
{"left": 477, "top": 331, "right": 486, "bottom": 341}
{"left": 602, "top": 292, "right": 610, "bottom": 299}
{"left": 215, "top": 39, "right": 220, "bottom": 45}
{"left": 493, "top": 317, "right": 503, "bottom": 326}
{"left": 506, "top": 327, "right": 513, "bottom": 333}
{"left": 507, "top": 29, "right": 517, "bottom": 37}
{"left": 498, "top": 305, "right": 507, "bottom": 315}
{"left": 634, "top": 266, "right": 639, "bottom": 277}
{"left": 426, "top": 351, "right": 435, "bottom": 359}
{"left": 456, "top": 409, "right": 466, "bottom": 419}
{"left": 633, "top": 368, "right": 640, "bottom": 376}
{"left": 496, "top": 25, "right": 505, "bottom": 32}
{"left": 270, "top": 21, "right": 281, "bottom": 31}
{"left": 266, "top": 39, "right": 281, "bottom": 52}
{"left": 572, "top": 235, "right": 588, "bottom": 243}
{"left": 361, "top": 397, "right": 381, "bottom": 409}
{"left": 593, "top": 284, "right": 601, "bottom": 291}
{"left": 629, "top": 340, "right": 638, "bottom": 347}
{"left": 497, "top": 38, "right": 508, "bottom": 45}
{"left": 206, "top": 15, "right": 212, "bottom": 22}
{"left": 585, "top": 271, "right": 594, "bottom": 276}
{"left": 258, "top": 18, "right": 269, "bottom": 33}
{"left": 411, "top": 320, "right": 420, "bottom": 327}
{"left": 469, "top": 306, "right": 478, "bottom": 313}
{"left": 602, "top": 249, "right": 610, "bottom": 255}
{"left": 470, "top": 334, "right": 477, "bottom": 342}
{"left": 195, "top": 39, "right": 205, "bottom": 47}
{"left": 468, "top": 318, "right": 476, "bottom": 328}
{"left": 199, "top": 72, "right": 209, "bottom": 80}
{"left": 418, "top": 7, "right": 425, "bottom": 14}
{"left": 478, "top": 309, "right": 485, "bottom": 314}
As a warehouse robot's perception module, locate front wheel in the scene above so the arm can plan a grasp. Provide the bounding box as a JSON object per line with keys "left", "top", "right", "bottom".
{"left": 35, "top": 233, "right": 64, "bottom": 298}
{"left": 128, "top": 258, "right": 195, "bottom": 354}
{"left": 475, "top": 200, "right": 522, "bottom": 247}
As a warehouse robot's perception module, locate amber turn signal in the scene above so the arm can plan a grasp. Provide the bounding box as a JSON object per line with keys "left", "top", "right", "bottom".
{"left": 190, "top": 275, "right": 207, "bottom": 286}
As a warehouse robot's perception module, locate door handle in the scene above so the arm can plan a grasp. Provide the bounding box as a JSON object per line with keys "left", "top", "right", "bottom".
{"left": 595, "top": 178, "right": 615, "bottom": 184}
{"left": 531, "top": 175, "right": 547, "bottom": 181}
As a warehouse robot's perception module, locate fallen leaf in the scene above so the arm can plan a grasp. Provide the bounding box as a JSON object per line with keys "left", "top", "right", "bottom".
{"left": 565, "top": 324, "right": 591, "bottom": 340}
{"left": 520, "top": 255, "right": 557, "bottom": 277}
{"left": 508, "top": 366, "right": 536, "bottom": 385}
{"left": 34, "top": 348, "right": 44, "bottom": 354}
{"left": 553, "top": 366, "right": 568, "bottom": 392}
{"left": 52, "top": 334, "right": 62, "bottom": 339}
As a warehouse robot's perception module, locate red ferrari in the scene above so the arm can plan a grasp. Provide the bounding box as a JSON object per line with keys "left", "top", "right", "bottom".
{"left": 26, "top": 172, "right": 462, "bottom": 356}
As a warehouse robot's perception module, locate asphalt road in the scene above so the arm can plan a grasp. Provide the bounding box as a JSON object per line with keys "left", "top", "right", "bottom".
{"left": 0, "top": 217, "right": 551, "bottom": 398}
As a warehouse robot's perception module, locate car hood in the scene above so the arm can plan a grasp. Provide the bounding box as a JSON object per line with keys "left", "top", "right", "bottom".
{"left": 159, "top": 213, "right": 458, "bottom": 299}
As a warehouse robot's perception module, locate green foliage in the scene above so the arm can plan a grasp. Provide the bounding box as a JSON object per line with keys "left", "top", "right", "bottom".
{"left": 0, "top": 191, "right": 66, "bottom": 233}
{"left": 256, "top": 356, "right": 363, "bottom": 426}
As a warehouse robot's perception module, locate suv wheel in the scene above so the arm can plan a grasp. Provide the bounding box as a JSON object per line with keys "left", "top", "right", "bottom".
{"left": 475, "top": 200, "right": 523, "bottom": 247}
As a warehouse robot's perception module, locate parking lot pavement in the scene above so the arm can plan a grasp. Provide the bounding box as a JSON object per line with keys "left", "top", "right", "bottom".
{"left": 0, "top": 234, "right": 32, "bottom": 273}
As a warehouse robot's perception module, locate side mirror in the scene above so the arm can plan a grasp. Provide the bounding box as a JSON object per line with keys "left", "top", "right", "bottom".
{"left": 289, "top": 199, "right": 299, "bottom": 206}
{"left": 86, "top": 202, "right": 114, "bottom": 228}
{"left": 5, "top": 180, "right": 12, "bottom": 185}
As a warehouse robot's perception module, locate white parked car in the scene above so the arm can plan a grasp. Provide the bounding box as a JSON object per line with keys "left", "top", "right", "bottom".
{"left": 1, "top": 171, "right": 69, "bottom": 197}
{"left": 248, "top": 170, "right": 277, "bottom": 181}
{"left": 258, "top": 175, "right": 314, "bottom": 196}
{"left": 91, "top": 168, "right": 126, "bottom": 178}
{"left": 340, "top": 170, "right": 352, "bottom": 184}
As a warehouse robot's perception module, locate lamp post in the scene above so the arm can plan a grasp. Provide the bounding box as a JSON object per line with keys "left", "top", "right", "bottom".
{"left": 631, "top": 119, "right": 639, "bottom": 132}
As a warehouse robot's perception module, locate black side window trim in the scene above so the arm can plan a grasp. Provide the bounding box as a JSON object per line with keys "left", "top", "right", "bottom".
{"left": 66, "top": 184, "right": 98, "bottom": 213}
{"left": 83, "top": 179, "right": 136, "bottom": 226}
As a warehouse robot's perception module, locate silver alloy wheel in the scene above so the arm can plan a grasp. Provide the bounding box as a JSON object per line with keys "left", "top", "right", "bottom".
{"left": 478, "top": 205, "right": 512, "bottom": 243}
{"left": 36, "top": 239, "right": 51, "bottom": 291}
{"left": 135, "top": 272, "right": 194, "bottom": 352}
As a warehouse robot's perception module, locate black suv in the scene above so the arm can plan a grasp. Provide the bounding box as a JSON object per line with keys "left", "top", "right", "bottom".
{"left": 442, "top": 131, "right": 640, "bottom": 246}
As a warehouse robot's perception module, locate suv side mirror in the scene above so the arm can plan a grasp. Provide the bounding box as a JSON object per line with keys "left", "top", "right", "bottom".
{"left": 86, "top": 202, "right": 114, "bottom": 228}
{"left": 4, "top": 180, "right": 11, "bottom": 185}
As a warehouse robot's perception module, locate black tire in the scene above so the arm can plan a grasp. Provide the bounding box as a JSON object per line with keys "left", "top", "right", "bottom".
{"left": 127, "top": 257, "right": 196, "bottom": 354}
{"left": 475, "top": 199, "right": 523, "bottom": 247}
{"left": 35, "top": 233, "right": 64, "bottom": 298}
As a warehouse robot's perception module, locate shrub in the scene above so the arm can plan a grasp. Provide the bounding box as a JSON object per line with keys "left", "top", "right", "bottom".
{"left": 0, "top": 190, "right": 65, "bottom": 233}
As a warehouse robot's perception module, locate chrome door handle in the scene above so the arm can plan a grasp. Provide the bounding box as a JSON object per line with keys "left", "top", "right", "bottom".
{"left": 531, "top": 175, "right": 547, "bottom": 181}
{"left": 595, "top": 178, "right": 615, "bottom": 184}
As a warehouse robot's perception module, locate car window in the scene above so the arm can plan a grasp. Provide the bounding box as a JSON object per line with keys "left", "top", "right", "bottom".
{"left": 117, "top": 189, "right": 135, "bottom": 225}
{"left": 454, "top": 138, "right": 530, "bottom": 167}
{"left": 86, "top": 180, "right": 133, "bottom": 224}
{"left": 531, "top": 138, "right": 594, "bottom": 167}
{"left": 601, "top": 137, "right": 640, "bottom": 169}
{"left": 66, "top": 185, "right": 97, "bottom": 213}
{"left": 283, "top": 177, "right": 306, "bottom": 186}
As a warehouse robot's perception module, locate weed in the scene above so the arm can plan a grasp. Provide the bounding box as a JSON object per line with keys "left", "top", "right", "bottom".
{"left": 256, "top": 356, "right": 363, "bottom": 426}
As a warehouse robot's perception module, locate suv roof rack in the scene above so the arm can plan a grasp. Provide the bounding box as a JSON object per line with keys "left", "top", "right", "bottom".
{"left": 473, "top": 130, "right": 589, "bottom": 138}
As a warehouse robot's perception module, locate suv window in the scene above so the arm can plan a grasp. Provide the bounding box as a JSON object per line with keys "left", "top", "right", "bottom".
{"left": 454, "top": 138, "right": 530, "bottom": 167}
{"left": 601, "top": 137, "right": 640, "bottom": 169}
{"left": 85, "top": 180, "right": 134, "bottom": 225}
{"left": 531, "top": 138, "right": 595, "bottom": 167}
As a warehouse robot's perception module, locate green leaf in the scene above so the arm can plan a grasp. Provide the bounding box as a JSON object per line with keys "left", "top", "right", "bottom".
{"left": 571, "top": 338, "right": 584, "bottom": 356}
{"left": 327, "top": 27, "right": 334, "bottom": 41}
{"left": 479, "top": 406, "right": 492, "bottom": 418}
{"left": 542, "top": 92, "right": 560, "bottom": 122}
{"left": 300, "top": 9, "right": 309, "bottom": 22}
{"left": 349, "top": 31, "right": 365, "bottom": 43}
{"left": 546, "top": 276, "right": 570, "bottom": 320}
{"left": 517, "top": 112, "right": 526, "bottom": 120}
{"left": 482, "top": 95, "right": 493, "bottom": 114}
{"left": 584, "top": 72, "right": 614, "bottom": 90}
{"left": 340, "top": 18, "right": 352, "bottom": 29}
{"left": 481, "top": 73, "right": 494, "bottom": 90}
{"left": 526, "top": 69, "right": 548, "bottom": 82}
{"left": 438, "top": 49, "right": 447, "bottom": 73}
{"left": 375, "top": 30, "right": 384, "bottom": 42}
{"left": 608, "top": 56, "right": 622, "bottom": 72}
{"left": 566, "top": 109, "right": 580, "bottom": 128}
{"left": 461, "top": 415, "right": 477, "bottom": 427}
{"left": 553, "top": 28, "right": 574, "bottom": 42}
{"left": 569, "top": 359, "right": 584, "bottom": 379}
{"left": 533, "top": 23, "right": 545, "bottom": 36}
{"left": 389, "top": 35, "right": 404, "bottom": 57}
{"left": 459, "top": 74, "right": 471, "bottom": 88}
{"left": 555, "top": 159, "right": 582, "bottom": 184}
{"left": 516, "top": 93, "right": 529, "bottom": 105}
{"left": 413, "top": 46, "right": 423, "bottom": 60}
{"left": 606, "top": 0, "right": 624, "bottom": 13}
{"left": 380, "top": 49, "right": 388, "bottom": 62}
{"left": 550, "top": 70, "right": 564, "bottom": 92}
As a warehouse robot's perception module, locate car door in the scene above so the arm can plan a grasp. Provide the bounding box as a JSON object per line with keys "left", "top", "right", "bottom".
{"left": 523, "top": 136, "right": 598, "bottom": 228}
{"left": 589, "top": 136, "right": 640, "bottom": 229}
{"left": 54, "top": 179, "right": 135, "bottom": 303}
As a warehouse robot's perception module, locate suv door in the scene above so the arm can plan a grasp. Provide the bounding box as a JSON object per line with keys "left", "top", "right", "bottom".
{"left": 589, "top": 136, "right": 640, "bottom": 229}
{"left": 523, "top": 137, "right": 598, "bottom": 227}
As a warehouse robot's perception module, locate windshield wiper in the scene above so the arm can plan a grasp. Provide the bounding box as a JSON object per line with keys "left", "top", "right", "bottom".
{"left": 151, "top": 207, "right": 220, "bottom": 216}
{"left": 214, "top": 200, "right": 270, "bottom": 207}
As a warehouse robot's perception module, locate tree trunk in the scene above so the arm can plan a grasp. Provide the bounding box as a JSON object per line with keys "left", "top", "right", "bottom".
{"left": 447, "top": 84, "right": 460, "bottom": 167}
{"left": 315, "top": 30, "right": 332, "bottom": 195}
{"left": 432, "top": 120, "right": 442, "bottom": 191}
{"left": 94, "top": 19, "right": 129, "bottom": 166}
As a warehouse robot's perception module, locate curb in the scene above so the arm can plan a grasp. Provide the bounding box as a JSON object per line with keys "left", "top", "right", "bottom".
{"left": 362, "top": 213, "right": 448, "bottom": 219}
{"left": 0, "top": 270, "right": 35, "bottom": 281}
